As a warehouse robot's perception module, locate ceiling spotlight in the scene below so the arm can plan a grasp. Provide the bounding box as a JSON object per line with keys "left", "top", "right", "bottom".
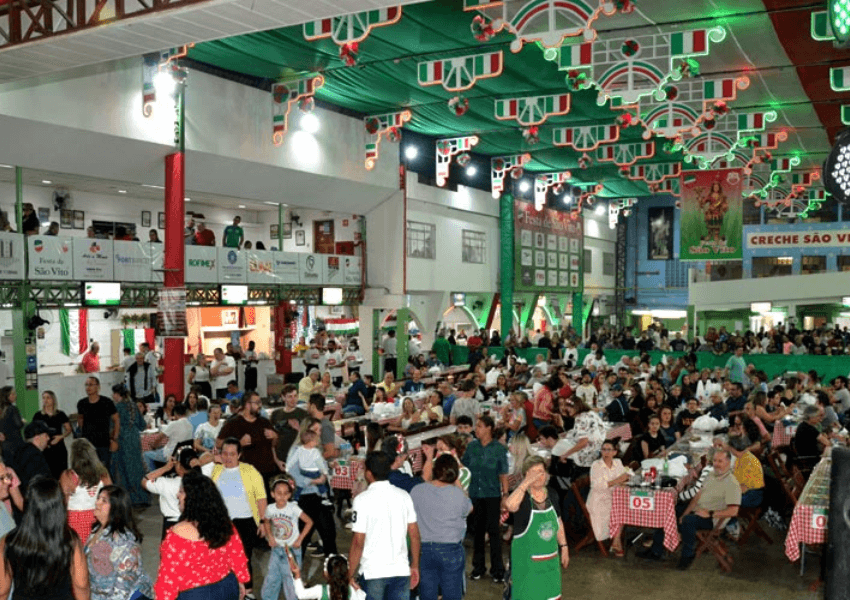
{"left": 118, "top": 190, "right": 127, "bottom": 194}
{"left": 153, "top": 70, "right": 177, "bottom": 98}
{"left": 563, "top": 193, "right": 573, "bottom": 205}
{"left": 184, "top": 197, "right": 191, "bottom": 202}
{"left": 300, "top": 112, "right": 320, "bottom": 134}
{"left": 519, "top": 180, "right": 531, "bottom": 193}
{"left": 404, "top": 146, "right": 419, "bottom": 160}
{"left": 42, "top": 180, "right": 52, "bottom": 185}
{"left": 466, "top": 166, "right": 477, "bottom": 177}
{"left": 824, "top": 128, "right": 850, "bottom": 203}
{"left": 830, "top": 0, "right": 850, "bottom": 44}
{"left": 595, "top": 204, "right": 606, "bottom": 216}
{"left": 238, "top": 204, "right": 246, "bottom": 208}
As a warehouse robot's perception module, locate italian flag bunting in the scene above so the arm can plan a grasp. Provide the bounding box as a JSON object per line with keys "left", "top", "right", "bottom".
{"left": 60, "top": 309, "right": 88, "bottom": 356}
{"left": 325, "top": 318, "right": 359, "bottom": 336}
{"left": 123, "top": 328, "right": 155, "bottom": 353}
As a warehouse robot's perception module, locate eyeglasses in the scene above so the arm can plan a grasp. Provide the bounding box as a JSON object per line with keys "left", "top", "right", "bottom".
{"left": 0, "top": 475, "right": 12, "bottom": 482}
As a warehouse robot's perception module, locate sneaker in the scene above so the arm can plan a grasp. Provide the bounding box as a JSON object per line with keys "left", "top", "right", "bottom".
{"left": 470, "top": 571, "right": 484, "bottom": 580}
{"left": 307, "top": 541, "right": 320, "bottom": 550}
{"left": 676, "top": 556, "right": 695, "bottom": 571}
{"left": 492, "top": 574, "right": 504, "bottom": 584}
{"left": 245, "top": 593, "right": 256, "bottom": 600}
{"left": 310, "top": 547, "right": 326, "bottom": 558}
{"left": 725, "top": 521, "right": 741, "bottom": 541}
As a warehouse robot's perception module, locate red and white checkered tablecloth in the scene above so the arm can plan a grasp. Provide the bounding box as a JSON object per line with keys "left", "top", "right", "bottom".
{"left": 609, "top": 486, "right": 680, "bottom": 552}
{"left": 331, "top": 458, "right": 364, "bottom": 491}
{"left": 141, "top": 432, "right": 166, "bottom": 452}
{"left": 607, "top": 423, "right": 632, "bottom": 442}
{"left": 772, "top": 424, "right": 797, "bottom": 448}
{"left": 785, "top": 504, "right": 827, "bottom": 562}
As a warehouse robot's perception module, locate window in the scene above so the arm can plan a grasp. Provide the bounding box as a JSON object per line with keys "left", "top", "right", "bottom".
{"left": 801, "top": 255, "right": 827, "bottom": 275}
{"left": 462, "top": 230, "right": 486, "bottom": 263}
{"left": 838, "top": 255, "right": 850, "bottom": 271}
{"left": 583, "top": 249, "right": 592, "bottom": 274}
{"left": 406, "top": 221, "right": 435, "bottom": 259}
{"left": 602, "top": 252, "right": 614, "bottom": 276}
{"left": 752, "top": 256, "right": 792, "bottom": 278}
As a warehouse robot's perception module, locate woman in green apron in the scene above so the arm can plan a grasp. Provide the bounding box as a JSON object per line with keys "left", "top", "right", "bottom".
{"left": 505, "top": 456, "right": 569, "bottom": 600}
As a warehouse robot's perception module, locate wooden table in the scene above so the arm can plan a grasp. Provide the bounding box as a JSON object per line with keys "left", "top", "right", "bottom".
{"left": 609, "top": 486, "right": 680, "bottom": 551}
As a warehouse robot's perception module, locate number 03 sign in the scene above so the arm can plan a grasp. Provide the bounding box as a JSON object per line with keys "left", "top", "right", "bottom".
{"left": 811, "top": 509, "right": 828, "bottom": 530}
{"left": 629, "top": 490, "right": 655, "bottom": 511}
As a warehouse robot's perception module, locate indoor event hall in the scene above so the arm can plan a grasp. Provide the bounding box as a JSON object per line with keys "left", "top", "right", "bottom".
{"left": 0, "top": 0, "right": 848, "bottom": 599}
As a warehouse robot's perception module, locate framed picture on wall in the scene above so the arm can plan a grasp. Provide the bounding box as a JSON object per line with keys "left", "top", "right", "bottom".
{"left": 60, "top": 209, "right": 73, "bottom": 228}
{"left": 270, "top": 224, "right": 279, "bottom": 237}
{"left": 38, "top": 207, "right": 50, "bottom": 225}
{"left": 222, "top": 310, "right": 238, "bottom": 326}
{"left": 158, "top": 212, "right": 166, "bottom": 229}
{"left": 141, "top": 211, "right": 151, "bottom": 227}
{"left": 295, "top": 229, "right": 305, "bottom": 246}
{"left": 73, "top": 210, "right": 85, "bottom": 229}
{"left": 283, "top": 223, "right": 292, "bottom": 239}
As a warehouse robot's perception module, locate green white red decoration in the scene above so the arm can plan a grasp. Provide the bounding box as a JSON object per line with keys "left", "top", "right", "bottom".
{"left": 552, "top": 124, "right": 619, "bottom": 170}
{"left": 303, "top": 7, "right": 402, "bottom": 65}
{"left": 142, "top": 48, "right": 189, "bottom": 117}
{"left": 534, "top": 172, "right": 572, "bottom": 210}
{"left": 464, "top": 0, "right": 633, "bottom": 52}
{"left": 364, "top": 110, "right": 412, "bottom": 170}
{"left": 60, "top": 308, "right": 88, "bottom": 356}
{"left": 627, "top": 162, "right": 681, "bottom": 190}
{"left": 567, "top": 182, "right": 604, "bottom": 218}
{"left": 491, "top": 154, "right": 531, "bottom": 198}
{"left": 272, "top": 75, "right": 325, "bottom": 146}
{"left": 471, "top": 14, "right": 496, "bottom": 41}
{"left": 596, "top": 141, "right": 654, "bottom": 167}
{"left": 682, "top": 110, "right": 779, "bottom": 170}
{"left": 745, "top": 157, "right": 799, "bottom": 200}
{"left": 522, "top": 126, "right": 540, "bottom": 145}
{"left": 418, "top": 51, "right": 503, "bottom": 92}
{"left": 542, "top": 27, "right": 726, "bottom": 106}
{"left": 448, "top": 95, "right": 470, "bottom": 116}
{"left": 608, "top": 197, "right": 637, "bottom": 228}
{"left": 754, "top": 171, "right": 825, "bottom": 220}
{"left": 436, "top": 136, "right": 480, "bottom": 186}
{"left": 494, "top": 92, "right": 571, "bottom": 126}
{"left": 324, "top": 318, "right": 359, "bottom": 335}
{"left": 653, "top": 177, "right": 681, "bottom": 198}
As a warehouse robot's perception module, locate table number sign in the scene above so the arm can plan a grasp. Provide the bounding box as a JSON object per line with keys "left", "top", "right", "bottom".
{"left": 629, "top": 489, "right": 655, "bottom": 511}
{"left": 811, "top": 508, "right": 828, "bottom": 530}
{"left": 334, "top": 460, "right": 350, "bottom": 478}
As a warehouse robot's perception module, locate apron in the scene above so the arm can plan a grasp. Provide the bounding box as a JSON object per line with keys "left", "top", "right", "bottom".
{"left": 511, "top": 498, "right": 561, "bottom": 600}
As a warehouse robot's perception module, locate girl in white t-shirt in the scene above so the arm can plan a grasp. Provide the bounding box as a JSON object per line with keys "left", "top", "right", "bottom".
{"left": 193, "top": 403, "right": 223, "bottom": 452}
{"left": 261, "top": 476, "right": 314, "bottom": 600}
{"left": 291, "top": 554, "right": 366, "bottom": 600}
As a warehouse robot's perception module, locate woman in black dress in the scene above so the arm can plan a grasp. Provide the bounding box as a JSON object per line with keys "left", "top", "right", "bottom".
{"left": 33, "top": 391, "right": 72, "bottom": 479}
{"left": 0, "top": 387, "right": 24, "bottom": 469}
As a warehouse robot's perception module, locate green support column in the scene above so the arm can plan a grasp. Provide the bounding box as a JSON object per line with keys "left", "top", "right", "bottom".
{"left": 396, "top": 307, "right": 410, "bottom": 380}
{"left": 13, "top": 167, "right": 37, "bottom": 418}
{"left": 371, "top": 310, "right": 380, "bottom": 380}
{"left": 499, "top": 193, "right": 514, "bottom": 338}
{"left": 278, "top": 204, "right": 284, "bottom": 250}
{"left": 572, "top": 292, "right": 584, "bottom": 340}
{"left": 687, "top": 305, "right": 696, "bottom": 342}
{"left": 521, "top": 294, "right": 539, "bottom": 333}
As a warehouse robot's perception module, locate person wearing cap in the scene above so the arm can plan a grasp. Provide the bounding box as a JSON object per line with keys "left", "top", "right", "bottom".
{"left": 15, "top": 421, "right": 54, "bottom": 495}
{"left": 603, "top": 383, "right": 630, "bottom": 423}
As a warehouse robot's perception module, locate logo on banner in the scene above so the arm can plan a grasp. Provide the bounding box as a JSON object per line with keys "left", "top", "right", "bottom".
{"left": 248, "top": 258, "right": 273, "bottom": 274}
{"left": 306, "top": 255, "right": 316, "bottom": 272}
{"left": 34, "top": 240, "right": 44, "bottom": 253}
{"left": 227, "top": 251, "right": 237, "bottom": 265}
{"left": 188, "top": 259, "right": 215, "bottom": 270}
{"left": 89, "top": 242, "right": 100, "bottom": 253}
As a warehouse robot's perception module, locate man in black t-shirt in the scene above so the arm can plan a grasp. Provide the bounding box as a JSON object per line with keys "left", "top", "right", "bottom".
{"left": 269, "top": 384, "right": 308, "bottom": 466}
{"left": 15, "top": 421, "right": 54, "bottom": 495}
{"left": 77, "top": 376, "right": 119, "bottom": 468}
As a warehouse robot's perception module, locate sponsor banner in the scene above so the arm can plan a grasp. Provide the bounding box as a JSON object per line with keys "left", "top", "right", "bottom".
{"left": 246, "top": 250, "right": 277, "bottom": 285}
{"left": 746, "top": 229, "right": 850, "bottom": 249}
{"left": 679, "top": 168, "right": 743, "bottom": 260}
{"left": 150, "top": 243, "right": 164, "bottom": 284}
{"left": 185, "top": 246, "right": 217, "bottom": 283}
{"left": 113, "top": 241, "right": 154, "bottom": 282}
{"left": 514, "top": 200, "right": 583, "bottom": 293}
{"left": 217, "top": 247, "right": 247, "bottom": 283}
{"left": 274, "top": 252, "right": 301, "bottom": 284}
{"left": 157, "top": 288, "right": 188, "bottom": 336}
{"left": 28, "top": 236, "right": 73, "bottom": 280}
{"left": 73, "top": 238, "right": 114, "bottom": 281}
{"left": 299, "top": 253, "right": 324, "bottom": 285}
{"left": 0, "top": 232, "right": 25, "bottom": 280}
{"left": 325, "top": 255, "right": 343, "bottom": 286}
{"left": 343, "top": 256, "right": 362, "bottom": 287}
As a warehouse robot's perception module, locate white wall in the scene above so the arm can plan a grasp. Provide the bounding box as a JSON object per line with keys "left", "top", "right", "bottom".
{"left": 582, "top": 208, "right": 617, "bottom": 300}
{"left": 689, "top": 270, "right": 849, "bottom": 311}
{"left": 365, "top": 191, "right": 404, "bottom": 294}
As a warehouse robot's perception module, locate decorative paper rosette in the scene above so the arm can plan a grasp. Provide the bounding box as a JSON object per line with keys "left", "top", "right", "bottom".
{"left": 299, "top": 97, "right": 315, "bottom": 113}
{"left": 621, "top": 39, "right": 640, "bottom": 57}
{"left": 457, "top": 152, "right": 472, "bottom": 167}
{"left": 567, "top": 70, "right": 589, "bottom": 92}
{"left": 677, "top": 58, "right": 700, "bottom": 78}
{"left": 552, "top": 183, "right": 564, "bottom": 195}
{"left": 471, "top": 15, "right": 495, "bottom": 42}
{"left": 616, "top": 112, "right": 637, "bottom": 128}
{"left": 711, "top": 101, "right": 729, "bottom": 116}
{"left": 510, "top": 166, "right": 523, "bottom": 179}
{"left": 522, "top": 126, "right": 540, "bottom": 145}
{"left": 365, "top": 118, "right": 380, "bottom": 135}
{"left": 340, "top": 42, "right": 359, "bottom": 66}
{"left": 448, "top": 95, "right": 469, "bottom": 117}
{"left": 615, "top": 0, "right": 635, "bottom": 12}
{"left": 273, "top": 86, "right": 288, "bottom": 104}
{"left": 664, "top": 85, "right": 678, "bottom": 101}
{"left": 578, "top": 154, "right": 592, "bottom": 170}
{"left": 387, "top": 127, "right": 401, "bottom": 143}
{"left": 493, "top": 157, "right": 505, "bottom": 171}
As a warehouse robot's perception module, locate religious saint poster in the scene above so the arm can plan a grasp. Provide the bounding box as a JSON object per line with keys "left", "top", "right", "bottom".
{"left": 647, "top": 207, "right": 673, "bottom": 260}
{"left": 679, "top": 168, "right": 743, "bottom": 261}
{"left": 514, "top": 200, "right": 583, "bottom": 293}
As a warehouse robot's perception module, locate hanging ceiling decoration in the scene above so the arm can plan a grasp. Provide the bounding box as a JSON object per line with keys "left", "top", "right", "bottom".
{"left": 464, "top": 0, "right": 633, "bottom": 52}
{"left": 142, "top": 47, "right": 191, "bottom": 117}
{"left": 654, "top": 177, "right": 681, "bottom": 198}
{"left": 542, "top": 27, "right": 727, "bottom": 106}
{"left": 755, "top": 171, "right": 825, "bottom": 219}
{"left": 627, "top": 162, "right": 681, "bottom": 192}
{"left": 365, "top": 110, "right": 412, "bottom": 169}
{"left": 745, "top": 156, "right": 800, "bottom": 200}
{"left": 608, "top": 196, "right": 638, "bottom": 228}
{"left": 681, "top": 110, "right": 779, "bottom": 170}
{"left": 436, "top": 135, "right": 480, "bottom": 186}
{"left": 303, "top": 7, "right": 403, "bottom": 66}
{"left": 418, "top": 50, "right": 504, "bottom": 91}
{"left": 534, "top": 172, "right": 572, "bottom": 209}
{"left": 491, "top": 154, "right": 531, "bottom": 198}
{"left": 596, "top": 141, "right": 654, "bottom": 167}
{"left": 494, "top": 92, "right": 571, "bottom": 126}
{"left": 272, "top": 75, "right": 324, "bottom": 145}
{"left": 567, "top": 182, "right": 605, "bottom": 217}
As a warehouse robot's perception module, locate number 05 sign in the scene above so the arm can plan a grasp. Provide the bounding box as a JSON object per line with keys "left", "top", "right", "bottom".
{"left": 811, "top": 509, "right": 828, "bottom": 530}
{"left": 629, "top": 490, "right": 655, "bottom": 511}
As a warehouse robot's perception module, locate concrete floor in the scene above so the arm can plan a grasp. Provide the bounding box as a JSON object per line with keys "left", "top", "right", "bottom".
{"left": 135, "top": 502, "right": 823, "bottom": 600}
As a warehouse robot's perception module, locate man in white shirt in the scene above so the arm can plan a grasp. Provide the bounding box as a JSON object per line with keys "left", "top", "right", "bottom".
{"left": 321, "top": 340, "right": 344, "bottom": 388}
{"left": 143, "top": 404, "right": 193, "bottom": 471}
{"left": 408, "top": 335, "right": 422, "bottom": 360}
{"left": 348, "top": 451, "right": 420, "bottom": 600}
{"left": 382, "top": 330, "right": 398, "bottom": 378}
{"left": 210, "top": 347, "right": 236, "bottom": 400}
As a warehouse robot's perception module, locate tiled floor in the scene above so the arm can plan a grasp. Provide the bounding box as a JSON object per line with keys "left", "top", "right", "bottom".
{"left": 136, "top": 502, "right": 823, "bottom": 600}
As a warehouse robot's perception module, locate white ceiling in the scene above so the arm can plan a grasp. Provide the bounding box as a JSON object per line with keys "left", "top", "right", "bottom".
{"left": 0, "top": 0, "right": 427, "bottom": 84}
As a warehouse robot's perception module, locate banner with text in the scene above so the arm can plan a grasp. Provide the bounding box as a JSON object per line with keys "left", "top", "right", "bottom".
{"left": 0, "top": 232, "right": 25, "bottom": 280}
{"left": 514, "top": 200, "right": 583, "bottom": 293}
{"left": 679, "top": 168, "right": 743, "bottom": 261}
{"left": 113, "top": 241, "right": 154, "bottom": 282}
{"left": 185, "top": 246, "right": 217, "bottom": 283}
{"left": 747, "top": 229, "right": 850, "bottom": 249}
{"left": 274, "top": 252, "right": 301, "bottom": 284}
{"left": 299, "top": 253, "right": 325, "bottom": 285}
{"left": 247, "top": 250, "right": 277, "bottom": 285}
{"left": 28, "top": 237, "right": 73, "bottom": 280}
{"left": 344, "top": 256, "right": 362, "bottom": 287}
{"left": 217, "top": 248, "right": 247, "bottom": 283}
{"left": 73, "top": 238, "right": 114, "bottom": 281}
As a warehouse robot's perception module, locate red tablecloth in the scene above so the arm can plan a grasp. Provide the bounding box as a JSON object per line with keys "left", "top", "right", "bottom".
{"left": 607, "top": 423, "right": 632, "bottom": 442}
{"left": 772, "top": 424, "right": 797, "bottom": 448}
{"left": 785, "top": 503, "right": 827, "bottom": 562}
{"left": 331, "top": 458, "right": 364, "bottom": 491}
{"left": 141, "top": 432, "right": 166, "bottom": 451}
{"left": 609, "top": 486, "right": 680, "bottom": 552}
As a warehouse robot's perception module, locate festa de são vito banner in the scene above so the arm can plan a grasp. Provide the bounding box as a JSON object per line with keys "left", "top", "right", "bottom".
{"left": 514, "top": 199, "right": 583, "bottom": 293}
{"left": 679, "top": 168, "right": 743, "bottom": 261}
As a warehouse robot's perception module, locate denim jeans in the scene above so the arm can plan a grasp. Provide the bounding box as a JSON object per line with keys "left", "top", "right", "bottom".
{"left": 261, "top": 547, "right": 298, "bottom": 600}
{"left": 144, "top": 448, "right": 168, "bottom": 472}
{"left": 651, "top": 513, "right": 713, "bottom": 559}
{"left": 740, "top": 488, "right": 764, "bottom": 508}
{"left": 419, "top": 542, "right": 465, "bottom": 600}
{"left": 360, "top": 575, "right": 410, "bottom": 600}
{"left": 177, "top": 572, "right": 238, "bottom": 600}
{"left": 343, "top": 405, "right": 366, "bottom": 417}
